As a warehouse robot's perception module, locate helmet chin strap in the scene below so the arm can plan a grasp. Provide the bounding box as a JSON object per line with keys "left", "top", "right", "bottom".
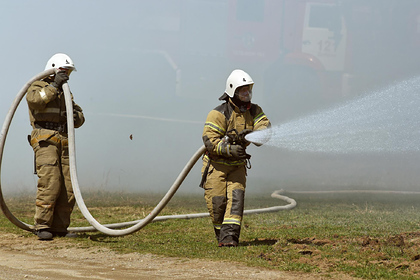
{"left": 231, "top": 95, "right": 251, "bottom": 112}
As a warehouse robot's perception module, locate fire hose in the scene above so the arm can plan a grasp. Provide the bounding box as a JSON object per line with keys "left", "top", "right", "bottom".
{"left": 0, "top": 69, "right": 297, "bottom": 236}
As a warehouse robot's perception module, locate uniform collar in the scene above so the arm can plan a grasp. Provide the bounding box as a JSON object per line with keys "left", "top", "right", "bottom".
{"left": 228, "top": 98, "right": 250, "bottom": 113}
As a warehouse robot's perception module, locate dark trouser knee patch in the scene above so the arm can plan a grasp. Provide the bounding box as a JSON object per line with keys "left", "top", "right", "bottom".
{"left": 212, "top": 196, "right": 227, "bottom": 223}
{"left": 231, "top": 189, "right": 244, "bottom": 216}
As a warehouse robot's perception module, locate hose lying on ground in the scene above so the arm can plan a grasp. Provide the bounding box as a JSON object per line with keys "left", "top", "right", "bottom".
{"left": 278, "top": 190, "right": 420, "bottom": 195}
{"left": 0, "top": 70, "right": 297, "bottom": 236}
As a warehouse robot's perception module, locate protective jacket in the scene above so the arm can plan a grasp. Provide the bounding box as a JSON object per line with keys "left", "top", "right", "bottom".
{"left": 27, "top": 77, "right": 84, "bottom": 147}
{"left": 202, "top": 99, "right": 270, "bottom": 166}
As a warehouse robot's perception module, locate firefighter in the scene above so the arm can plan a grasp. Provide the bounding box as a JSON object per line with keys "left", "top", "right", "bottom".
{"left": 26, "top": 53, "right": 85, "bottom": 240}
{"left": 200, "top": 69, "right": 271, "bottom": 247}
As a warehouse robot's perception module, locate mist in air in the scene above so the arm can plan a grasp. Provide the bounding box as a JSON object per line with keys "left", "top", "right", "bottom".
{"left": 1, "top": 0, "right": 420, "bottom": 195}
{"left": 247, "top": 76, "right": 420, "bottom": 153}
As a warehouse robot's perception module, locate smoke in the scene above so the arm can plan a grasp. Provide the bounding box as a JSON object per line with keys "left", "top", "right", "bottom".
{"left": 2, "top": 1, "right": 420, "bottom": 194}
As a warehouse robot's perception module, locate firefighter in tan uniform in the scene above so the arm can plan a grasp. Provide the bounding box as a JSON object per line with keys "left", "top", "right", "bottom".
{"left": 26, "top": 53, "right": 85, "bottom": 240}
{"left": 201, "top": 69, "right": 270, "bottom": 247}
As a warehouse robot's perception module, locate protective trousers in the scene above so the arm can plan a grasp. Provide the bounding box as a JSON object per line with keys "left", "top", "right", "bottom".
{"left": 202, "top": 160, "right": 246, "bottom": 245}
{"left": 32, "top": 132, "right": 75, "bottom": 233}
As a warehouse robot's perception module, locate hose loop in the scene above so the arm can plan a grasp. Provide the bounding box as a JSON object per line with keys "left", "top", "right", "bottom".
{"left": 0, "top": 70, "right": 297, "bottom": 236}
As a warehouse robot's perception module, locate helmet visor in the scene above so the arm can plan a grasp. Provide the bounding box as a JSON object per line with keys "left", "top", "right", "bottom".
{"left": 58, "top": 66, "right": 75, "bottom": 76}
{"left": 235, "top": 85, "right": 252, "bottom": 102}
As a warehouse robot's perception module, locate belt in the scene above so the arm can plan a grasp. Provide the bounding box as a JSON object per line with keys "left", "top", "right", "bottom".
{"left": 34, "top": 121, "right": 67, "bottom": 133}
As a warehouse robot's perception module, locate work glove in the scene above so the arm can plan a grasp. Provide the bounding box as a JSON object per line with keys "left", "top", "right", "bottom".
{"left": 230, "top": 144, "right": 247, "bottom": 159}
{"left": 238, "top": 129, "right": 253, "bottom": 145}
{"left": 51, "top": 71, "right": 69, "bottom": 89}
{"left": 60, "top": 110, "right": 83, "bottom": 125}
{"left": 73, "top": 111, "right": 83, "bottom": 127}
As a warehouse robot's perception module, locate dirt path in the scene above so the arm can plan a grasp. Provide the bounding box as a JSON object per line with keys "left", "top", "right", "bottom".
{"left": 0, "top": 233, "right": 359, "bottom": 280}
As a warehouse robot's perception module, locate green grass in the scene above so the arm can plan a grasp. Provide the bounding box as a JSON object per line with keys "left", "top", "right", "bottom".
{"left": 2, "top": 190, "right": 420, "bottom": 279}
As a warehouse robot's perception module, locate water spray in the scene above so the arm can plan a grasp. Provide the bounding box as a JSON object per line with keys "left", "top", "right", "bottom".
{"left": 246, "top": 76, "right": 420, "bottom": 197}
{"left": 247, "top": 76, "right": 420, "bottom": 154}
{"left": 0, "top": 70, "right": 296, "bottom": 236}
{"left": 245, "top": 129, "right": 272, "bottom": 146}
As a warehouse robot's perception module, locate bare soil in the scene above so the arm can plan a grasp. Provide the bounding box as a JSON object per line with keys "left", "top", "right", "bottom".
{"left": 0, "top": 233, "right": 361, "bottom": 280}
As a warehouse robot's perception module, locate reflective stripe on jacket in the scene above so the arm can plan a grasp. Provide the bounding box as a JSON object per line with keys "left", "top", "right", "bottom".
{"left": 26, "top": 78, "right": 84, "bottom": 129}
{"left": 26, "top": 77, "right": 85, "bottom": 147}
{"left": 202, "top": 100, "right": 270, "bottom": 166}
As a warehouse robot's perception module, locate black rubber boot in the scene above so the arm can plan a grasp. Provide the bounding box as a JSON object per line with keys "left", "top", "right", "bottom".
{"left": 214, "top": 227, "right": 221, "bottom": 243}
{"left": 52, "top": 231, "right": 78, "bottom": 238}
{"left": 35, "top": 229, "right": 53, "bottom": 240}
{"left": 218, "top": 235, "right": 238, "bottom": 247}
{"left": 218, "top": 224, "right": 241, "bottom": 247}
{"left": 64, "top": 232, "right": 78, "bottom": 238}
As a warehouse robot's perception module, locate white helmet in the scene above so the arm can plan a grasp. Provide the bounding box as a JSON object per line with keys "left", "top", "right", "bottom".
{"left": 44, "top": 53, "right": 76, "bottom": 73}
{"left": 224, "top": 69, "right": 254, "bottom": 98}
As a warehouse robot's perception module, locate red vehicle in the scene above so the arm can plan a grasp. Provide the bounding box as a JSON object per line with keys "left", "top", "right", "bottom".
{"left": 137, "top": 0, "right": 420, "bottom": 120}
{"left": 173, "top": 0, "right": 350, "bottom": 119}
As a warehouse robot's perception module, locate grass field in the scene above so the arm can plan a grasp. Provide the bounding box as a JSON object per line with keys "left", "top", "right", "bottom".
{"left": 2, "top": 190, "right": 420, "bottom": 279}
